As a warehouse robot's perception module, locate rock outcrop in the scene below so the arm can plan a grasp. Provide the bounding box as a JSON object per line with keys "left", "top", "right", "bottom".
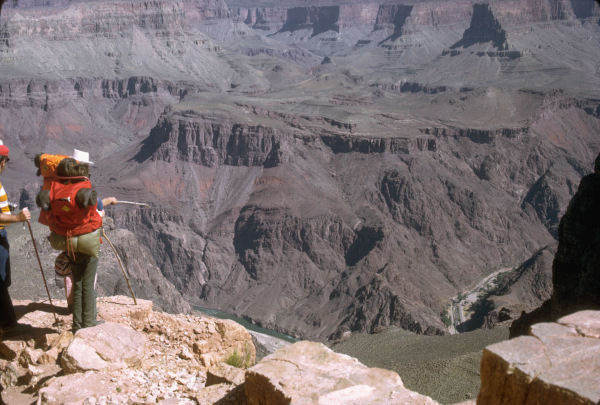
{"left": 479, "top": 310, "right": 600, "bottom": 404}
{"left": 0, "top": 296, "right": 255, "bottom": 404}
{"left": 482, "top": 244, "right": 555, "bottom": 329}
{"left": 60, "top": 322, "right": 147, "bottom": 373}
{"left": 279, "top": 6, "right": 341, "bottom": 37}
{"left": 510, "top": 153, "right": 600, "bottom": 337}
{"left": 244, "top": 341, "right": 438, "bottom": 405}
{"left": 375, "top": 4, "right": 413, "bottom": 42}
{"left": 451, "top": 4, "right": 508, "bottom": 50}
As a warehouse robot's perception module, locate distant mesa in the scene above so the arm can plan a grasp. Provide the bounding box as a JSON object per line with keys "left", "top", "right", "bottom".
{"left": 321, "top": 56, "right": 332, "bottom": 64}
{"left": 278, "top": 6, "right": 340, "bottom": 37}
{"left": 451, "top": 3, "right": 508, "bottom": 51}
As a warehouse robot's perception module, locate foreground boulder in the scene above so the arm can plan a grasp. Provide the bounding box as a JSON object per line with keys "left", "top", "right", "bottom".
{"left": 60, "top": 322, "right": 146, "bottom": 373}
{"left": 245, "top": 341, "right": 438, "bottom": 405}
{"left": 479, "top": 310, "right": 600, "bottom": 404}
{"left": 38, "top": 371, "right": 129, "bottom": 405}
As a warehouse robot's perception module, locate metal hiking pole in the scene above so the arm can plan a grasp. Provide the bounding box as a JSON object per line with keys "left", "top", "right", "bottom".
{"left": 101, "top": 228, "right": 137, "bottom": 305}
{"left": 25, "top": 219, "right": 61, "bottom": 326}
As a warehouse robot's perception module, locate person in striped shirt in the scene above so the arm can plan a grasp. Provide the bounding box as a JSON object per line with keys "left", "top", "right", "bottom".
{"left": 0, "top": 141, "right": 32, "bottom": 329}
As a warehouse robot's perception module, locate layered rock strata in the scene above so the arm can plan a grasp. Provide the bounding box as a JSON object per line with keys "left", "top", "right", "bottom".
{"left": 1, "top": 0, "right": 600, "bottom": 342}
{"left": 113, "top": 86, "right": 600, "bottom": 339}
{"left": 231, "top": 0, "right": 600, "bottom": 39}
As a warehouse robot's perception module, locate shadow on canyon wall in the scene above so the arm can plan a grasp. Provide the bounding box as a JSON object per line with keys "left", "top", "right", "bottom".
{"left": 510, "top": 153, "right": 600, "bottom": 337}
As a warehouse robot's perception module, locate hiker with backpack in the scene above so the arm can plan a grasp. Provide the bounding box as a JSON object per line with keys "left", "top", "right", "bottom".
{"left": 0, "top": 141, "right": 32, "bottom": 330}
{"left": 35, "top": 150, "right": 112, "bottom": 332}
{"left": 60, "top": 195, "right": 117, "bottom": 312}
{"left": 35, "top": 151, "right": 119, "bottom": 315}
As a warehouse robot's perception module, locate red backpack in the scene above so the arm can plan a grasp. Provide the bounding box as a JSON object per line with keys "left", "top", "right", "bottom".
{"left": 48, "top": 178, "right": 102, "bottom": 237}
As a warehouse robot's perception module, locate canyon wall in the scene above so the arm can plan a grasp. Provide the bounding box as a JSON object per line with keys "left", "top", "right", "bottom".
{"left": 1, "top": 0, "right": 599, "bottom": 339}
{"left": 230, "top": 0, "right": 600, "bottom": 39}
{"left": 510, "top": 153, "right": 600, "bottom": 337}
{"left": 100, "top": 88, "right": 600, "bottom": 339}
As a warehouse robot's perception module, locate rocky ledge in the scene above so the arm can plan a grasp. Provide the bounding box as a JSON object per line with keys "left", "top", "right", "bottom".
{"left": 0, "top": 296, "right": 255, "bottom": 404}
{"left": 479, "top": 310, "right": 600, "bottom": 405}
{"left": 1, "top": 297, "right": 599, "bottom": 404}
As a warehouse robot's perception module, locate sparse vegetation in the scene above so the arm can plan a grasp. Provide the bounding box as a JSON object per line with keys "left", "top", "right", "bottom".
{"left": 440, "top": 310, "right": 452, "bottom": 327}
{"left": 332, "top": 326, "right": 509, "bottom": 404}
{"left": 224, "top": 344, "right": 253, "bottom": 368}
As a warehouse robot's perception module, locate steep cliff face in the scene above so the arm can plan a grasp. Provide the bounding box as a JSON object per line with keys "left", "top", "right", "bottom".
{"left": 552, "top": 159, "right": 600, "bottom": 308}
{"left": 510, "top": 153, "right": 600, "bottom": 337}
{"left": 230, "top": 7, "right": 288, "bottom": 30}
{"left": 279, "top": 6, "right": 341, "bottom": 37}
{"left": 451, "top": 3, "right": 508, "bottom": 50}
{"left": 134, "top": 110, "right": 299, "bottom": 168}
{"left": 569, "top": 0, "right": 600, "bottom": 19}
{"left": 2, "top": 0, "right": 229, "bottom": 24}
{"left": 230, "top": 0, "right": 599, "bottom": 38}
{"left": 375, "top": 4, "right": 413, "bottom": 41}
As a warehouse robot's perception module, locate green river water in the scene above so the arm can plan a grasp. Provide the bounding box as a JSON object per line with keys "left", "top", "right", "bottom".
{"left": 193, "top": 306, "right": 298, "bottom": 343}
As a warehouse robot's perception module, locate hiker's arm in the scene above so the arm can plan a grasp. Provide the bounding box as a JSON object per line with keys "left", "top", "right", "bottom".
{"left": 0, "top": 207, "right": 30, "bottom": 224}
{"left": 101, "top": 197, "right": 117, "bottom": 206}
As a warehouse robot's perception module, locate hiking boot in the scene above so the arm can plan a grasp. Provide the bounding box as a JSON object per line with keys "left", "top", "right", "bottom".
{"left": 1, "top": 322, "right": 33, "bottom": 338}
{"left": 0, "top": 320, "right": 17, "bottom": 329}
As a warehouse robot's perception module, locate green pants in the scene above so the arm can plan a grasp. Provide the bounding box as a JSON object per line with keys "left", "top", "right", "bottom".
{"left": 71, "top": 253, "right": 98, "bottom": 332}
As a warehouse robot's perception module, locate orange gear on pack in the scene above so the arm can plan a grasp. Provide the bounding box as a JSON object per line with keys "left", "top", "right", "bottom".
{"left": 37, "top": 153, "right": 69, "bottom": 226}
{"left": 38, "top": 153, "right": 69, "bottom": 190}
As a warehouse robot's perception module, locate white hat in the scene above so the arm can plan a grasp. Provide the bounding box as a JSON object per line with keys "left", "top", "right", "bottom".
{"left": 72, "top": 149, "right": 93, "bottom": 165}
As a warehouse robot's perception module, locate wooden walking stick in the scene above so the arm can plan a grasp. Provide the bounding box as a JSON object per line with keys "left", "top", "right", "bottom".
{"left": 114, "top": 201, "right": 150, "bottom": 207}
{"left": 26, "top": 220, "right": 61, "bottom": 326}
{"left": 101, "top": 228, "right": 137, "bottom": 305}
